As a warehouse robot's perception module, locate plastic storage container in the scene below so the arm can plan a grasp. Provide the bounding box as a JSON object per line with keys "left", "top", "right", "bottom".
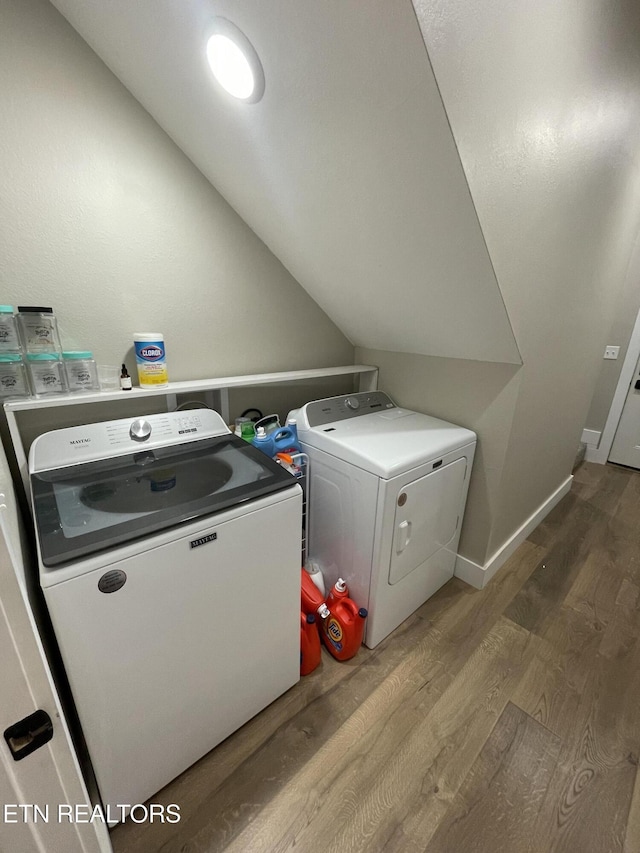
{"left": 26, "top": 353, "right": 67, "bottom": 397}
{"left": 62, "top": 351, "right": 99, "bottom": 393}
{"left": 0, "top": 354, "right": 30, "bottom": 398}
{"left": 17, "top": 306, "right": 61, "bottom": 353}
{"left": 97, "top": 364, "right": 120, "bottom": 391}
{"left": 134, "top": 333, "right": 168, "bottom": 389}
{"left": 0, "top": 306, "right": 20, "bottom": 352}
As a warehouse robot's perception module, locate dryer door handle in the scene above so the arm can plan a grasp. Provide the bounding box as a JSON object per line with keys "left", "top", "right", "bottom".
{"left": 396, "top": 520, "right": 412, "bottom": 554}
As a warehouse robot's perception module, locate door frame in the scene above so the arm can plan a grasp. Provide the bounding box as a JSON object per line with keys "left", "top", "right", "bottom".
{"left": 0, "top": 446, "right": 111, "bottom": 853}
{"left": 588, "top": 302, "right": 640, "bottom": 464}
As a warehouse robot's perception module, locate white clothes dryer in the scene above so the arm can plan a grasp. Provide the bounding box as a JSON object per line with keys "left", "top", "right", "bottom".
{"left": 295, "top": 391, "right": 476, "bottom": 648}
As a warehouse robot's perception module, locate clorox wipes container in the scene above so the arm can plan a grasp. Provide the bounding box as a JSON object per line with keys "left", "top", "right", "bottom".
{"left": 134, "top": 333, "right": 168, "bottom": 388}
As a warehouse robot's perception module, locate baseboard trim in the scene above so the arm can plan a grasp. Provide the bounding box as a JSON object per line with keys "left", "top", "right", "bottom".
{"left": 584, "top": 444, "right": 604, "bottom": 463}
{"left": 453, "top": 554, "right": 487, "bottom": 589}
{"left": 454, "top": 475, "right": 573, "bottom": 589}
{"left": 581, "top": 428, "right": 601, "bottom": 447}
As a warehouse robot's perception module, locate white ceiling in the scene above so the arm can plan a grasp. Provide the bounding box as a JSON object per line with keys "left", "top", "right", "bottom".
{"left": 48, "top": 0, "right": 521, "bottom": 364}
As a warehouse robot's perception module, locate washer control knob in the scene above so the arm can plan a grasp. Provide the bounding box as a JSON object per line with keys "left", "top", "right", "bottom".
{"left": 130, "top": 418, "right": 152, "bottom": 441}
{"left": 345, "top": 396, "right": 360, "bottom": 411}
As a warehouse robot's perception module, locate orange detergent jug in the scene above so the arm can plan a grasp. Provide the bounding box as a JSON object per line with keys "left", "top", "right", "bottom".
{"left": 301, "top": 569, "right": 330, "bottom": 620}
{"left": 321, "top": 598, "right": 368, "bottom": 661}
{"left": 326, "top": 577, "right": 349, "bottom": 609}
{"left": 300, "top": 612, "right": 321, "bottom": 676}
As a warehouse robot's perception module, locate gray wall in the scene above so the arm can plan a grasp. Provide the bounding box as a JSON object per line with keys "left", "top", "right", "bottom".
{"left": 363, "top": 0, "right": 640, "bottom": 569}
{"left": 5, "top": 0, "right": 640, "bottom": 578}
{"left": 355, "top": 351, "right": 521, "bottom": 565}
{"left": 0, "top": 0, "right": 353, "bottom": 393}
{"left": 584, "top": 235, "right": 640, "bottom": 434}
{"left": 48, "top": 0, "right": 522, "bottom": 366}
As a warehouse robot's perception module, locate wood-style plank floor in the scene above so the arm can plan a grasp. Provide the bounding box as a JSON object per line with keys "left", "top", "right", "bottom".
{"left": 111, "top": 461, "right": 640, "bottom": 853}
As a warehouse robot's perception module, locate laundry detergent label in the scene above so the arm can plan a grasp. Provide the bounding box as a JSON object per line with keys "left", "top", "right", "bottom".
{"left": 325, "top": 617, "right": 344, "bottom": 651}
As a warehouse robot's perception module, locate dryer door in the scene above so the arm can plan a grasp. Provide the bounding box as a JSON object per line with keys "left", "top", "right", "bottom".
{"left": 389, "top": 457, "right": 467, "bottom": 585}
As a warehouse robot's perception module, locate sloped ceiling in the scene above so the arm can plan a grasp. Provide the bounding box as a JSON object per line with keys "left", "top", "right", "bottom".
{"left": 48, "top": 0, "right": 521, "bottom": 364}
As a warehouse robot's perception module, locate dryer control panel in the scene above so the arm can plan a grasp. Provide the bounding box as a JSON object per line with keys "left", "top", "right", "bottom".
{"left": 302, "top": 391, "right": 396, "bottom": 428}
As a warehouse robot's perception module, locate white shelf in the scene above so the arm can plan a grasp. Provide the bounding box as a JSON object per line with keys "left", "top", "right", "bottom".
{"left": 4, "top": 364, "right": 378, "bottom": 412}
{"left": 4, "top": 363, "right": 378, "bottom": 497}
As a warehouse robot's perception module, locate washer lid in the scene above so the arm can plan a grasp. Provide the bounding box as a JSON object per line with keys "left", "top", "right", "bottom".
{"left": 31, "top": 435, "right": 296, "bottom": 568}
{"left": 299, "top": 408, "right": 476, "bottom": 478}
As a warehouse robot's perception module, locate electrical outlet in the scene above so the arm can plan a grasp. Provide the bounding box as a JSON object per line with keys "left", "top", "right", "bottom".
{"left": 604, "top": 346, "right": 620, "bottom": 360}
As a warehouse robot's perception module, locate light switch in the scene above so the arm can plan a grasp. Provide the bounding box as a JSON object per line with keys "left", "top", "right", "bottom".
{"left": 604, "top": 346, "right": 620, "bottom": 360}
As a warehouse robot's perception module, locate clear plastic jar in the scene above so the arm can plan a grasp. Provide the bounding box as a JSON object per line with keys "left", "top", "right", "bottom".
{"left": 26, "top": 353, "right": 67, "bottom": 396}
{"left": 0, "top": 306, "right": 21, "bottom": 352}
{"left": 17, "top": 306, "right": 61, "bottom": 353}
{"left": 62, "top": 351, "right": 99, "bottom": 392}
{"left": 0, "top": 354, "right": 30, "bottom": 398}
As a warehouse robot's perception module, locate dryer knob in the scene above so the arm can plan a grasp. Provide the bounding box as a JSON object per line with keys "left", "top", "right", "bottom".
{"left": 130, "top": 418, "right": 152, "bottom": 441}
{"left": 345, "top": 396, "right": 360, "bottom": 410}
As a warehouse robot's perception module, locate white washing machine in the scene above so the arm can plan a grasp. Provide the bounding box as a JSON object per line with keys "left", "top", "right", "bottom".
{"left": 295, "top": 391, "right": 476, "bottom": 648}
{"left": 29, "top": 410, "right": 302, "bottom": 815}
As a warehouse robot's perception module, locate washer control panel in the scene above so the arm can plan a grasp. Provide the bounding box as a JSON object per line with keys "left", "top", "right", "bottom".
{"left": 129, "top": 418, "right": 152, "bottom": 441}
{"left": 30, "top": 409, "right": 230, "bottom": 473}
{"left": 303, "top": 391, "right": 395, "bottom": 428}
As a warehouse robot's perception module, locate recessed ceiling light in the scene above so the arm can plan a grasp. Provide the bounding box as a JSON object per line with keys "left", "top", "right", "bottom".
{"left": 206, "top": 18, "right": 265, "bottom": 103}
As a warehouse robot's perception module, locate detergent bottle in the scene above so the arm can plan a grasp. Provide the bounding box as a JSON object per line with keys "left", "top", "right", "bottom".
{"left": 304, "top": 561, "right": 325, "bottom": 597}
{"left": 272, "top": 424, "right": 301, "bottom": 455}
{"left": 251, "top": 426, "right": 276, "bottom": 457}
{"left": 300, "top": 612, "right": 321, "bottom": 676}
{"left": 321, "top": 598, "right": 368, "bottom": 661}
{"left": 301, "top": 569, "right": 330, "bottom": 620}
{"left": 326, "top": 577, "right": 349, "bottom": 609}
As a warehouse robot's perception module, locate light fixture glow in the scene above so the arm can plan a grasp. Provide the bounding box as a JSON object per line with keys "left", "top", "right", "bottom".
{"left": 206, "top": 19, "right": 265, "bottom": 103}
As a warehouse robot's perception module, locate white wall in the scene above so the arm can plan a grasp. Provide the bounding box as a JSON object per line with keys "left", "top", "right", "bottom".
{"left": 584, "top": 229, "right": 640, "bottom": 435}
{"left": 391, "top": 0, "right": 640, "bottom": 565}
{"left": 48, "top": 0, "right": 521, "bottom": 365}
{"left": 355, "top": 350, "right": 521, "bottom": 565}
{"left": 0, "top": 0, "right": 353, "bottom": 384}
